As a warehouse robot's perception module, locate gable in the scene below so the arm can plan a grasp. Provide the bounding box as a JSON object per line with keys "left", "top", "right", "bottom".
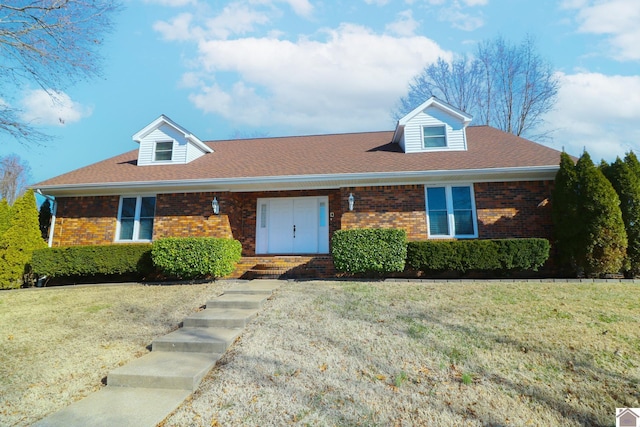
{"left": 393, "top": 97, "right": 472, "bottom": 154}
{"left": 133, "top": 115, "right": 212, "bottom": 166}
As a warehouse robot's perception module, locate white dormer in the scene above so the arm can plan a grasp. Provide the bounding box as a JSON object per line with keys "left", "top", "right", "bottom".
{"left": 392, "top": 97, "right": 472, "bottom": 154}
{"left": 133, "top": 115, "right": 213, "bottom": 166}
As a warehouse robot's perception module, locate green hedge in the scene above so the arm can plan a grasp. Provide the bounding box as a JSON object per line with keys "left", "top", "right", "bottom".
{"left": 406, "top": 238, "right": 550, "bottom": 273}
{"left": 151, "top": 237, "right": 242, "bottom": 279}
{"left": 31, "top": 244, "right": 153, "bottom": 278}
{"left": 332, "top": 228, "right": 407, "bottom": 274}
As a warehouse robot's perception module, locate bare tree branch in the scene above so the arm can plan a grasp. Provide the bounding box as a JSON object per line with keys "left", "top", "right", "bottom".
{"left": 396, "top": 35, "right": 559, "bottom": 139}
{"left": 0, "top": 154, "right": 31, "bottom": 205}
{"left": 0, "top": 0, "right": 121, "bottom": 146}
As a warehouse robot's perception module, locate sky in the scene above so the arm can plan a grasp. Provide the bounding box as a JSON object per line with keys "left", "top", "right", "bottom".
{"left": 4, "top": 0, "right": 640, "bottom": 185}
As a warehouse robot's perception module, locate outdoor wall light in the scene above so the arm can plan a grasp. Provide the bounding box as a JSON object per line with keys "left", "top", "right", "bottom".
{"left": 211, "top": 197, "right": 220, "bottom": 215}
{"left": 348, "top": 193, "right": 355, "bottom": 211}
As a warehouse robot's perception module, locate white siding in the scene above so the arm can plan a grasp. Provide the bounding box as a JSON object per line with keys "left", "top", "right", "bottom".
{"left": 401, "top": 106, "right": 467, "bottom": 154}
{"left": 137, "top": 124, "right": 200, "bottom": 165}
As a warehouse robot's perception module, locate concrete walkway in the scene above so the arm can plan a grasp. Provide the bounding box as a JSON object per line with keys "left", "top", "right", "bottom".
{"left": 33, "top": 279, "right": 281, "bottom": 427}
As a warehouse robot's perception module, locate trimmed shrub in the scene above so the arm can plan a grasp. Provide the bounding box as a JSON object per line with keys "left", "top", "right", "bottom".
{"left": 151, "top": 237, "right": 242, "bottom": 279}
{"left": 332, "top": 228, "right": 407, "bottom": 275}
{"left": 552, "top": 152, "right": 581, "bottom": 272}
{"left": 0, "top": 190, "right": 47, "bottom": 289}
{"left": 31, "top": 244, "right": 153, "bottom": 279}
{"left": 406, "top": 238, "right": 550, "bottom": 273}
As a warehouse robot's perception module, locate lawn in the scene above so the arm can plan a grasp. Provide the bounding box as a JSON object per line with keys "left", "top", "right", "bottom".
{"left": 2, "top": 280, "right": 639, "bottom": 426}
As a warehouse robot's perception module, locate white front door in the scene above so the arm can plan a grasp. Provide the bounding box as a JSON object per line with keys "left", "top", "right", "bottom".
{"left": 256, "top": 196, "right": 329, "bottom": 254}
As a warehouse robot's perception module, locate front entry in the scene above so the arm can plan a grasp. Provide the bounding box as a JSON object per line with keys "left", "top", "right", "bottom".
{"left": 256, "top": 196, "right": 329, "bottom": 254}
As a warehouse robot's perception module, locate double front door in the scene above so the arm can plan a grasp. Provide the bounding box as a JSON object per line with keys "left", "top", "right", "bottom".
{"left": 256, "top": 196, "right": 329, "bottom": 254}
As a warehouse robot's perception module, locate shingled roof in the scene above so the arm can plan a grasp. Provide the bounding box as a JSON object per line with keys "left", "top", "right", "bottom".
{"left": 35, "top": 125, "right": 562, "bottom": 196}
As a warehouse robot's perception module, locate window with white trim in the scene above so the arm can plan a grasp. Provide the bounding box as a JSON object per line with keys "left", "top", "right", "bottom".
{"left": 154, "top": 141, "right": 173, "bottom": 161}
{"left": 117, "top": 196, "right": 156, "bottom": 241}
{"left": 423, "top": 125, "right": 447, "bottom": 148}
{"left": 425, "top": 185, "right": 477, "bottom": 238}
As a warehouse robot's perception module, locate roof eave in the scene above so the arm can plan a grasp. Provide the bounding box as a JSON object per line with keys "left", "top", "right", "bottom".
{"left": 34, "top": 166, "right": 559, "bottom": 197}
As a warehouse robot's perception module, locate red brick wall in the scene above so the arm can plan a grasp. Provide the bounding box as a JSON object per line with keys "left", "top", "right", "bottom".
{"left": 52, "top": 196, "right": 119, "bottom": 246}
{"left": 475, "top": 180, "right": 553, "bottom": 240}
{"left": 51, "top": 181, "right": 554, "bottom": 249}
{"left": 340, "top": 185, "right": 428, "bottom": 241}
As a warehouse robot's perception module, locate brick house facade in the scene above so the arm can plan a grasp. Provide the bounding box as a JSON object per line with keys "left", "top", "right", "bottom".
{"left": 36, "top": 98, "right": 562, "bottom": 278}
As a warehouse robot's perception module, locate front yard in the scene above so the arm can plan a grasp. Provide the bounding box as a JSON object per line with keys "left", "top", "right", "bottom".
{"left": 1, "top": 280, "right": 639, "bottom": 426}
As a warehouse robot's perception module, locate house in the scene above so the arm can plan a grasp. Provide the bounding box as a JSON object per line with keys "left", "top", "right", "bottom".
{"left": 34, "top": 97, "right": 562, "bottom": 278}
{"left": 618, "top": 408, "right": 640, "bottom": 427}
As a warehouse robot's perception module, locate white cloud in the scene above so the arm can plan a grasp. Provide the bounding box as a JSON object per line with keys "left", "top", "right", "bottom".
{"left": 20, "top": 90, "right": 92, "bottom": 126}
{"left": 386, "top": 10, "right": 420, "bottom": 37}
{"left": 280, "top": 0, "right": 313, "bottom": 17}
{"left": 154, "top": 4, "right": 271, "bottom": 41}
{"left": 364, "top": 0, "right": 390, "bottom": 5}
{"left": 566, "top": 0, "right": 640, "bottom": 61}
{"left": 543, "top": 72, "right": 640, "bottom": 161}
{"left": 434, "top": 0, "right": 486, "bottom": 32}
{"left": 187, "top": 23, "right": 449, "bottom": 133}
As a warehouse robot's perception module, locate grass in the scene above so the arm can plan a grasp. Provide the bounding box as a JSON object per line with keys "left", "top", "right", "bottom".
{"left": 0, "top": 282, "right": 226, "bottom": 427}
{"left": 2, "top": 280, "right": 639, "bottom": 426}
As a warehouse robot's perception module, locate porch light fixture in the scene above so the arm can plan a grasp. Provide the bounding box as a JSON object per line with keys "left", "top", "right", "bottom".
{"left": 211, "top": 197, "right": 220, "bottom": 215}
{"left": 348, "top": 193, "right": 355, "bottom": 211}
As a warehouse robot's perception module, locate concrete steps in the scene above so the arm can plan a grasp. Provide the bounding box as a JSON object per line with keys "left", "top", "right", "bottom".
{"left": 152, "top": 326, "right": 241, "bottom": 353}
{"left": 108, "top": 351, "right": 222, "bottom": 390}
{"left": 34, "top": 279, "right": 282, "bottom": 427}
{"left": 206, "top": 293, "right": 267, "bottom": 309}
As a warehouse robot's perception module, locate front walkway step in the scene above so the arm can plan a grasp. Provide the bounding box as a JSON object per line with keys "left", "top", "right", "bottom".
{"left": 183, "top": 308, "right": 259, "bottom": 328}
{"left": 152, "top": 327, "right": 241, "bottom": 353}
{"left": 206, "top": 293, "right": 267, "bottom": 309}
{"left": 108, "top": 351, "right": 222, "bottom": 391}
{"left": 223, "top": 280, "right": 282, "bottom": 295}
{"left": 32, "top": 387, "right": 191, "bottom": 427}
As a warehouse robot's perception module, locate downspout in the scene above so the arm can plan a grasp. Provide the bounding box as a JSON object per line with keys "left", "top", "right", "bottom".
{"left": 36, "top": 190, "right": 57, "bottom": 247}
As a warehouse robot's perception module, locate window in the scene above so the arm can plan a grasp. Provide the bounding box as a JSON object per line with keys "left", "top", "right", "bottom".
{"left": 423, "top": 125, "right": 447, "bottom": 148}
{"left": 154, "top": 141, "right": 173, "bottom": 161}
{"left": 425, "top": 185, "right": 477, "bottom": 238}
{"left": 117, "top": 196, "right": 156, "bottom": 241}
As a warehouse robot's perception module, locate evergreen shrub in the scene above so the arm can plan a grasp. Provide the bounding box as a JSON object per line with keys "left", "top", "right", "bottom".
{"left": 31, "top": 244, "right": 153, "bottom": 278}
{"left": 406, "top": 238, "right": 550, "bottom": 273}
{"left": 151, "top": 237, "right": 242, "bottom": 279}
{"left": 332, "top": 228, "right": 407, "bottom": 275}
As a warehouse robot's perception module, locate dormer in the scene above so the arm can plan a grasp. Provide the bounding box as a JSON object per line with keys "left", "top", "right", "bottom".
{"left": 392, "top": 97, "right": 472, "bottom": 154}
{"left": 133, "top": 115, "right": 213, "bottom": 166}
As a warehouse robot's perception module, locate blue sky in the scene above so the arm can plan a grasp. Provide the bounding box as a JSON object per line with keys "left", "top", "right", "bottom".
{"left": 5, "top": 0, "right": 640, "bottom": 184}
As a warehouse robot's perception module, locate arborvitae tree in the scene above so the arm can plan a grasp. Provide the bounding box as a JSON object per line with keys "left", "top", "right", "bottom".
{"left": 575, "top": 152, "right": 627, "bottom": 276}
{"left": 0, "top": 198, "right": 11, "bottom": 236}
{"left": 602, "top": 152, "right": 640, "bottom": 277}
{"left": 551, "top": 152, "right": 581, "bottom": 273}
{"left": 38, "top": 199, "right": 52, "bottom": 241}
{"left": 0, "top": 190, "right": 48, "bottom": 289}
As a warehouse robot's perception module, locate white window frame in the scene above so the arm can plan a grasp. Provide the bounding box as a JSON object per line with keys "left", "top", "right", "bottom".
{"left": 154, "top": 140, "right": 174, "bottom": 162}
{"left": 422, "top": 125, "right": 448, "bottom": 149}
{"left": 115, "top": 195, "right": 156, "bottom": 242}
{"left": 424, "top": 184, "right": 478, "bottom": 239}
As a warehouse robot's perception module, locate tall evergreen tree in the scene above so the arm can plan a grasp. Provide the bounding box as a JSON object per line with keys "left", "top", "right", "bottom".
{"left": 0, "top": 198, "right": 11, "bottom": 236}
{"left": 551, "top": 152, "right": 580, "bottom": 273}
{"left": 575, "top": 152, "right": 627, "bottom": 276}
{"left": 0, "top": 190, "right": 47, "bottom": 288}
{"left": 602, "top": 152, "right": 640, "bottom": 277}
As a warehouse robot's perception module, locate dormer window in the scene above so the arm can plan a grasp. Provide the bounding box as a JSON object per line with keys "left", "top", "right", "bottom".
{"left": 154, "top": 141, "right": 173, "bottom": 161}
{"left": 423, "top": 125, "right": 447, "bottom": 148}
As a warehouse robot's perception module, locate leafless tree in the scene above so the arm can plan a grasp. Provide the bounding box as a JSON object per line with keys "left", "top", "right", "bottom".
{"left": 0, "top": 154, "right": 31, "bottom": 205}
{"left": 0, "top": 0, "right": 121, "bottom": 145}
{"left": 397, "top": 35, "right": 559, "bottom": 139}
